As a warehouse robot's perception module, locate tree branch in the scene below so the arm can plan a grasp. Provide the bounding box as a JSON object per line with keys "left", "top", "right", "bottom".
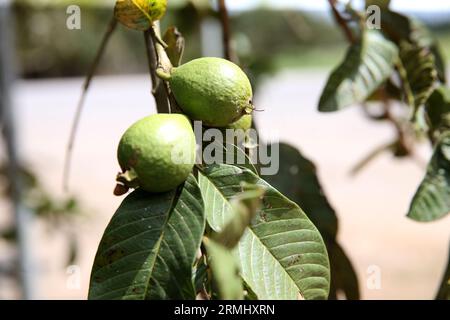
{"left": 144, "top": 22, "right": 183, "bottom": 114}
{"left": 328, "top": 0, "right": 355, "bottom": 44}
{"left": 144, "top": 29, "right": 170, "bottom": 113}
{"left": 218, "top": 0, "right": 237, "bottom": 62}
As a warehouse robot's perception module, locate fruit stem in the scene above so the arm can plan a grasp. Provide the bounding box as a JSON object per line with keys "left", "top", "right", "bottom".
{"left": 116, "top": 169, "right": 140, "bottom": 188}
{"left": 156, "top": 68, "right": 172, "bottom": 81}
{"left": 150, "top": 24, "right": 169, "bottom": 49}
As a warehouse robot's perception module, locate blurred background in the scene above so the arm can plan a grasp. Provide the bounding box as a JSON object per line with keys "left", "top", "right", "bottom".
{"left": 0, "top": 0, "right": 449, "bottom": 299}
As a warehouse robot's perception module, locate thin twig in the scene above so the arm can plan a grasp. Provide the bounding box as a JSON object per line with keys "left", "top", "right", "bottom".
{"left": 350, "top": 142, "right": 395, "bottom": 176}
{"left": 63, "top": 16, "right": 118, "bottom": 191}
{"left": 328, "top": 0, "right": 355, "bottom": 44}
{"left": 218, "top": 0, "right": 235, "bottom": 62}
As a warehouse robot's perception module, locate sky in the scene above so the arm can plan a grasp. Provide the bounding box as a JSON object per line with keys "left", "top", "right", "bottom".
{"left": 226, "top": 0, "right": 450, "bottom": 12}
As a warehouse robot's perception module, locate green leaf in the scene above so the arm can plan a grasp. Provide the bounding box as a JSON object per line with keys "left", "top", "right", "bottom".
{"left": 397, "top": 41, "right": 437, "bottom": 111}
{"left": 212, "top": 184, "right": 265, "bottom": 249}
{"left": 318, "top": 30, "right": 398, "bottom": 112}
{"left": 264, "top": 143, "right": 338, "bottom": 238}
{"left": 408, "top": 132, "right": 450, "bottom": 222}
{"left": 199, "top": 164, "right": 330, "bottom": 300}
{"left": 163, "top": 27, "right": 185, "bottom": 67}
{"left": 436, "top": 243, "right": 450, "bottom": 300}
{"left": 204, "top": 237, "right": 244, "bottom": 300}
{"left": 379, "top": 10, "right": 447, "bottom": 83}
{"left": 88, "top": 175, "right": 205, "bottom": 300}
{"left": 114, "top": 0, "right": 153, "bottom": 31}
{"left": 193, "top": 255, "right": 208, "bottom": 294}
{"left": 328, "top": 241, "right": 360, "bottom": 300}
{"left": 426, "top": 86, "right": 450, "bottom": 134}
{"left": 264, "top": 143, "right": 360, "bottom": 300}
{"left": 365, "top": 0, "right": 390, "bottom": 9}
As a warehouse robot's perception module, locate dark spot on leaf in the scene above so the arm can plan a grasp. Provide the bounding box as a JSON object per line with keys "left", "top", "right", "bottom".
{"left": 105, "top": 247, "right": 126, "bottom": 264}
{"left": 259, "top": 211, "right": 267, "bottom": 222}
{"left": 131, "top": 287, "right": 144, "bottom": 294}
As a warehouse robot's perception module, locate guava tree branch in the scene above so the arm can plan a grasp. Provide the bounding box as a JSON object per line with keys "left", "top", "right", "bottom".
{"left": 144, "top": 28, "right": 170, "bottom": 113}
{"left": 328, "top": 0, "right": 355, "bottom": 44}
{"left": 218, "top": 0, "right": 236, "bottom": 62}
{"left": 144, "top": 22, "right": 182, "bottom": 113}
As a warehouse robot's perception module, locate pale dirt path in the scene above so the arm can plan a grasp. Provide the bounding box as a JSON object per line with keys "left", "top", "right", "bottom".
{"left": 3, "top": 71, "right": 449, "bottom": 299}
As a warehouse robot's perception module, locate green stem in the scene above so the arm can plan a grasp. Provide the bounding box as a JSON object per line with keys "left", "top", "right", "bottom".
{"left": 156, "top": 68, "right": 172, "bottom": 81}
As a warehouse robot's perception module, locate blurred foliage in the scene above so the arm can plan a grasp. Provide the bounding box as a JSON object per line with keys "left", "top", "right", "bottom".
{"left": 11, "top": 2, "right": 346, "bottom": 84}
{"left": 12, "top": 2, "right": 450, "bottom": 90}
{"left": 0, "top": 163, "right": 82, "bottom": 267}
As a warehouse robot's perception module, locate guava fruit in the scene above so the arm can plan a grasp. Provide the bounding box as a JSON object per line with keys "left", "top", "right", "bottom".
{"left": 223, "top": 115, "right": 253, "bottom": 145}
{"left": 165, "top": 57, "right": 254, "bottom": 127}
{"left": 116, "top": 114, "right": 196, "bottom": 194}
{"left": 226, "top": 114, "right": 252, "bottom": 131}
{"left": 114, "top": 0, "right": 167, "bottom": 31}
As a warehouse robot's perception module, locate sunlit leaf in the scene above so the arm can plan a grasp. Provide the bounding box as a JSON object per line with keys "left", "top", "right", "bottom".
{"left": 319, "top": 30, "right": 398, "bottom": 112}
{"left": 408, "top": 132, "right": 450, "bottom": 222}
{"left": 398, "top": 41, "right": 437, "bottom": 111}
{"left": 199, "top": 164, "right": 330, "bottom": 300}
{"left": 212, "top": 184, "right": 265, "bottom": 249}
{"left": 379, "top": 9, "right": 446, "bottom": 83}
{"left": 264, "top": 143, "right": 337, "bottom": 238}
{"left": 265, "top": 143, "right": 360, "bottom": 300}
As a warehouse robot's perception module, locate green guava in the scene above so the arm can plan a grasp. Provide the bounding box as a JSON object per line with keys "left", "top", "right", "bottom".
{"left": 116, "top": 114, "right": 196, "bottom": 193}
{"left": 226, "top": 114, "right": 252, "bottom": 131}
{"left": 221, "top": 115, "right": 253, "bottom": 145}
{"left": 114, "top": 0, "right": 167, "bottom": 31}
{"left": 166, "top": 57, "right": 253, "bottom": 127}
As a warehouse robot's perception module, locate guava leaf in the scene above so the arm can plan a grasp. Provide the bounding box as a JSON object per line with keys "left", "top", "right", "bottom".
{"left": 211, "top": 184, "right": 265, "bottom": 249}
{"left": 318, "top": 30, "right": 398, "bottom": 112}
{"left": 408, "top": 132, "right": 450, "bottom": 222}
{"left": 328, "top": 241, "right": 360, "bottom": 300}
{"left": 193, "top": 255, "right": 208, "bottom": 294}
{"left": 379, "top": 9, "right": 447, "bottom": 83}
{"left": 114, "top": 0, "right": 153, "bottom": 31}
{"left": 163, "top": 27, "right": 185, "bottom": 67}
{"left": 426, "top": 86, "right": 450, "bottom": 133}
{"left": 203, "top": 237, "right": 244, "bottom": 300}
{"left": 264, "top": 143, "right": 359, "bottom": 300}
{"left": 398, "top": 41, "right": 437, "bottom": 111}
{"left": 88, "top": 175, "right": 205, "bottom": 300}
{"left": 199, "top": 164, "right": 330, "bottom": 300}
{"left": 436, "top": 243, "right": 450, "bottom": 300}
{"left": 365, "top": 0, "right": 390, "bottom": 9}
{"left": 264, "top": 143, "right": 338, "bottom": 238}
{"left": 202, "top": 137, "right": 258, "bottom": 175}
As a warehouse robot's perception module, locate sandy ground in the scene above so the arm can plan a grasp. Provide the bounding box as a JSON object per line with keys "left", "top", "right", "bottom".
{"left": 1, "top": 71, "right": 449, "bottom": 299}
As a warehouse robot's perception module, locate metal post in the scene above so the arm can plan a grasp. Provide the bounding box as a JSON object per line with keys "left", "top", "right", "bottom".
{"left": 0, "top": 0, "right": 36, "bottom": 299}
